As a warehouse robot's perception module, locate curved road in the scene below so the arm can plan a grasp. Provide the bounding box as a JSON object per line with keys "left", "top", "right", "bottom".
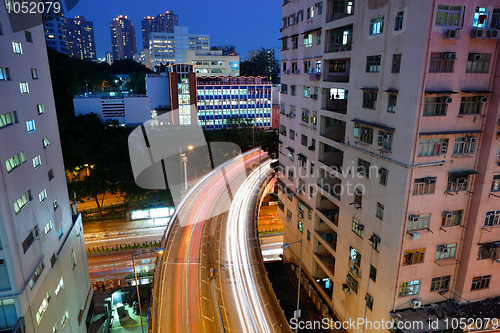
{"left": 152, "top": 150, "right": 287, "bottom": 333}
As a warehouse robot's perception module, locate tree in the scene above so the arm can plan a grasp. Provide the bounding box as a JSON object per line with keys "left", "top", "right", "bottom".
{"left": 250, "top": 48, "right": 280, "bottom": 82}
{"left": 211, "top": 45, "right": 238, "bottom": 56}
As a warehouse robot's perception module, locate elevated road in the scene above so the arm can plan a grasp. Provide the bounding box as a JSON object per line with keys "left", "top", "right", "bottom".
{"left": 151, "top": 150, "right": 289, "bottom": 333}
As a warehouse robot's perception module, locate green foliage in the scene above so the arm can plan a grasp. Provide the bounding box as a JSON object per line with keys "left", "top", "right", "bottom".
{"left": 211, "top": 45, "right": 239, "bottom": 56}
{"left": 240, "top": 48, "right": 280, "bottom": 83}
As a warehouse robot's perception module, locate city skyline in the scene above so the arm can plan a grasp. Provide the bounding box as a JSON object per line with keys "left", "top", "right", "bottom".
{"left": 66, "top": 0, "right": 281, "bottom": 60}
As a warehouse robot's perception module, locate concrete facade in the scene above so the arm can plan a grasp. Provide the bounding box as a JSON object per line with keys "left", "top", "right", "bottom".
{"left": 183, "top": 49, "right": 240, "bottom": 77}
{"left": 279, "top": 0, "right": 500, "bottom": 330}
{"left": 0, "top": 6, "right": 92, "bottom": 333}
{"left": 149, "top": 26, "right": 210, "bottom": 69}
{"left": 74, "top": 95, "right": 152, "bottom": 126}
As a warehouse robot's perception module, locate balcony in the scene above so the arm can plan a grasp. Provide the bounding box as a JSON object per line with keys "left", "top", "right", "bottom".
{"left": 313, "top": 260, "right": 334, "bottom": 297}
{"left": 315, "top": 218, "right": 338, "bottom": 252}
{"left": 319, "top": 143, "right": 343, "bottom": 172}
{"left": 317, "top": 168, "right": 342, "bottom": 201}
{"left": 317, "top": 195, "right": 339, "bottom": 226}
{"left": 320, "top": 116, "right": 345, "bottom": 143}
{"left": 313, "top": 251, "right": 336, "bottom": 277}
{"left": 321, "top": 88, "right": 348, "bottom": 113}
{"left": 326, "top": 0, "right": 354, "bottom": 23}
{"left": 325, "top": 25, "right": 352, "bottom": 53}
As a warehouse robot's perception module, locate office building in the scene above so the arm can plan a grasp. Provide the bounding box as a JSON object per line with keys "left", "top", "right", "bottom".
{"left": 141, "top": 11, "right": 179, "bottom": 49}
{"left": 184, "top": 49, "right": 240, "bottom": 77}
{"left": 279, "top": 0, "right": 500, "bottom": 330}
{"left": 65, "top": 16, "right": 96, "bottom": 61}
{"left": 110, "top": 15, "right": 137, "bottom": 61}
{"left": 0, "top": 6, "right": 92, "bottom": 332}
{"left": 149, "top": 26, "right": 209, "bottom": 69}
{"left": 146, "top": 66, "right": 272, "bottom": 129}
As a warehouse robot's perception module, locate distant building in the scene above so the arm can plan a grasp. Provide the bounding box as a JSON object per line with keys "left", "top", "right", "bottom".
{"left": 110, "top": 15, "right": 137, "bottom": 60}
{"left": 1, "top": 5, "right": 92, "bottom": 333}
{"left": 183, "top": 50, "right": 240, "bottom": 77}
{"left": 247, "top": 49, "right": 260, "bottom": 61}
{"left": 141, "top": 11, "right": 179, "bottom": 49}
{"left": 105, "top": 52, "right": 113, "bottom": 65}
{"left": 146, "top": 65, "right": 272, "bottom": 129}
{"left": 149, "top": 26, "right": 209, "bottom": 69}
{"left": 65, "top": 16, "right": 96, "bottom": 61}
{"left": 74, "top": 94, "right": 152, "bottom": 126}
{"left": 139, "top": 49, "right": 151, "bottom": 69}
{"left": 42, "top": 11, "right": 67, "bottom": 54}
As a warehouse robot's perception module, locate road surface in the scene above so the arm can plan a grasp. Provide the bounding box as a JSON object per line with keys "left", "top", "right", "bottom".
{"left": 152, "top": 150, "right": 288, "bottom": 333}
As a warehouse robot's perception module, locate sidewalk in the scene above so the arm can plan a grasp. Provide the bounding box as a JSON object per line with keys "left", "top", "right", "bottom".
{"left": 266, "top": 262, "right": 344, "bottom": 333}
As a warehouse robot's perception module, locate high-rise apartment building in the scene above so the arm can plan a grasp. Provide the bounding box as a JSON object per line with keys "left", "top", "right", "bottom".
{"left": 279, "top": 0, "right": 500, "bottom": 330}
{"left": 0, "top": 6, "right": 92, "bottom": 333}
{"left": 65, "top": 16, "right": 96, "bottom": 61}
{"left": 184, "top": 49, "right": 240, "bottom": 77}
{"left": 141, "top": 11, "right": 178, "bottom": 49}
{"left": 149, "top": 26, "right": 209, "bottom": 69}
{"left": 110, "top": 15, "right": 137, "bottom": 61}
{"left": 42, "top": 10, "right": 66, "bottom": 55}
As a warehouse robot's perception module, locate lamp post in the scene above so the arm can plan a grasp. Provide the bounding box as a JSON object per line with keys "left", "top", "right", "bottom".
{"left": 179, "top": 145, "right": 194, "bottom": 195}
{"left": 282, "top": 239, "right": 303, "bottom": 333}
{"left": 132, "top": 247, "right": 165, "bottom": 333}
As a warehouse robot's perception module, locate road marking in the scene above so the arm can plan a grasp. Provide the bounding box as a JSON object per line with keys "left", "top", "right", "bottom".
{"left": 204, "top": 316, "right": 215, "bottom": 322}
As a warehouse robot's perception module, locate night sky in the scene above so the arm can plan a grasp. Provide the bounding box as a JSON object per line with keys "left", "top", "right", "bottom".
{"left": 66, "top": 0, "right": 281, "bottom": 60}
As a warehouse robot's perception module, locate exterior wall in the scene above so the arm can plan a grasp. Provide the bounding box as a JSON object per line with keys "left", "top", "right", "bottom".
{"left": 0, "top": 6, "right": 91, "bottom": 332}
{"left": 279, "top": 0, "right": 500, "bottom": 330}
{"left": 183, "top": 50, "right": 240, "bottom": 77}
{"left": 73, "top": 96, "right": 151, "bottom": 126}
{"left": 146, "top": 74, "right": 170, "bottom": 110}
{"left": 149, "top": 26, "right": 210, "bottom": 69}
{"left": 196, "top": 77, "right": 273, "bottom": 129}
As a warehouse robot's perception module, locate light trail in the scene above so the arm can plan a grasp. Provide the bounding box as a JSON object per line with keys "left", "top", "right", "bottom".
{"left": 226, "top": 159, "right": 274, "bottom": 333}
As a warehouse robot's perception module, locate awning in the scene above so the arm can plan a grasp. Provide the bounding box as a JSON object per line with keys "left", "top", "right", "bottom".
{"left": 360, "top": 87, "right": 378, "bottom": 92}
{"left": 449, "top": 170, "right": 479, "bottom": 177}
{"left": 478, "top": 240, "right": 500, "bottom": 247}
{"left": 279, "top": 36, "right": 289, "bottom": 40}
{"left": 383, "top": 89, "right": 398, "bottom": 93}
{"left": 419, "top": 130, "right": 482, "bottom": 136}
{"left": 425, "top": 90, "right": 459, "bottom": 94}
{"left": 461, "top": 89, "right": 494, "bottom": 94}
{"left": 302, "top": 27, "right": 321, "bottom": 35}
{"left": 278, "top": 140, "right": 283, "bottom": 144}
{"left": 298, "top": 153, "right": 307, "bottom": 160}
{"left": 286, "top": 147, "right": 295, "bottom": 152}
{"left": 352, "top": 118, "right": 395, "bottom": 132}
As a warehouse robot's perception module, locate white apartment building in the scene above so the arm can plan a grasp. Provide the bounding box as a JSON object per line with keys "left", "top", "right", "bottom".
{"left": 149, "top": 26, "right": 209, "bottom": 69}
{"left": 183, "top": 49, "right": 240, "bottom": 77}
{"left": 0, "top": 6, "right": 92, "bottom": 333}
{"left": 279, "top": 0, "right": 500, "bottom": 331}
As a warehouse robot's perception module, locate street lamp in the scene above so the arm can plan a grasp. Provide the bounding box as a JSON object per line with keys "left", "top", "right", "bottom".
{"left": 131, "top": 247, "right": 165, "bottom": 333}
{"left": 180, "top": 146, "right": 194, "bottom": 195}
{"left": 282, "top": 239, "right": 303, "bottom": 333}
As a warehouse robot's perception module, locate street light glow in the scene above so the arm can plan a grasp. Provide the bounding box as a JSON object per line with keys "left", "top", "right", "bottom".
{"left": 188, "top": 145, "right": 194, "bottom": 150}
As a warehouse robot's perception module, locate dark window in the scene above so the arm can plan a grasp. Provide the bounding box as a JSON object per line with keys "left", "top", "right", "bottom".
{"left": 357, "top": 158, "right": 371, "bottom": 178}
{"left": 362, "top": 92, "right": 377, "bottom": 109}
{"left": 394, "top": 11, "right": 404, "bottom": 30}
{"left": 423, "top": 96, "right": 449, "bottom": 116}
{"left": 329, "top": 59, "right": 346, "bottom": 72}
{"left": 391, "top": 54, "right": 402, "bottom": 73}
{"left": 471, "top": 275, "right": 491, "bottom": 291}
{"left": 413, "top": 177, "right": 436, "bottom": 195}
{"left": 430, "top": 275, "right": 450, "bottom": 291}
{"left": 369, "top": 265, "right": 377, "bottom": 282}
{"left": 25, "top": 31, "right": 32, "bottom": 43}
{"left": 387, "top": 94, "right": 397, "bottom": 113}
{"left": 22, "top": 231, "right": 35, "bottom": 253}
{"left": 429, "top": 52, "right": 455, "bottom": 73}
{"left": 466, "top": 53, "right": 490, "bottom": 73}
{"left": 459, "top": 96, "right": 484, "bottom": 115}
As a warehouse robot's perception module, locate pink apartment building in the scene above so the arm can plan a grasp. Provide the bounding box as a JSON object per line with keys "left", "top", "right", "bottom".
{"left": 278, "top": 0, "right": 500, "bottom": 331}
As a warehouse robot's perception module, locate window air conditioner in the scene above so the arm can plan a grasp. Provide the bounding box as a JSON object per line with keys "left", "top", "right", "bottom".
{"left": 445, "top": 98, "right": 453, "bottom": 104}
{"left": 308, "top": 145, "right": 315, "bottom": 151}
{"left": 411, "top": 300, "right": 422, "bottom": 309}
{"left": 481, "top": 96, "right": 488, "bottom": 103}
{"left": 442, "top": 211, "right": 453, "bottom": 219}
{"left": 469, "top": 137, "right": 477, "bottom": 143}
{"left": 409, "top": 215, "right": 419, "bottom": 223}
{"left": 472, "top": 28, "right": 487, "bottom": 38}
{"left": 365, "top": 294, "right": 373, "bottom": 302}
{"left": 445, "top": 29, "right": 460, "bottom": 39}
{"left": 354, "top": 189, "right": 363, "bottom": 196}
{"left": 357, "top": 224, "right": 365, "bottom": 231}
{"left": 488, "top": 29, "right": 500, "bottom": 39}
{"left": 468, "top": 53, "right": 481, "bottom": 61}
{"left": 437, "top": 245, "right": 448, "bottom": 253}
{"left": 443, "top": 52, "right": 456, "bottom": 60}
